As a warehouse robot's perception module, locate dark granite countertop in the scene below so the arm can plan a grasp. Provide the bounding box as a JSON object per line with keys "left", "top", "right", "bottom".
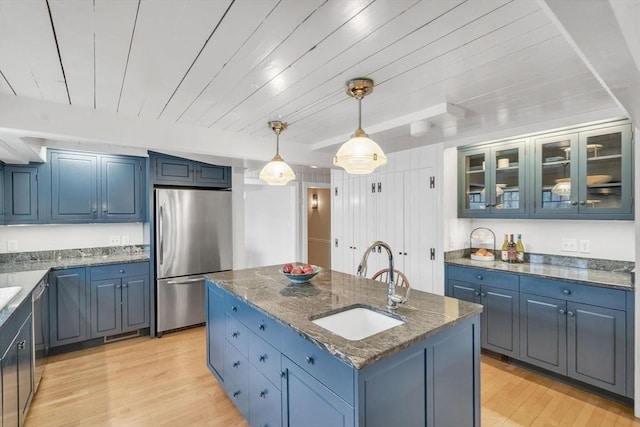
{"left": 206, "top": 265, "right": 483, "bottom": 370}
{"left": 446, "top": 257, "right": 632, "bottom": 291}
{"left": 0, "top": 253, "right": 150, "bottom": 330}
{"left": 0, "top": 253, "right": 150, "bottom": 274}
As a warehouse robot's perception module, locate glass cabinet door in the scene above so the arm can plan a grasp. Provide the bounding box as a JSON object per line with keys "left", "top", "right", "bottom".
{"left": 460, "top": 149, "right": 488, "bottom": 214}
{"left": 492, "top": 141, "right": 526, "bottom": 215}
{"left": 578, "top": 124, "right": 632, "bottom": 215}
{"left": 533, "top": 133, "right": 579, "bottom": 215}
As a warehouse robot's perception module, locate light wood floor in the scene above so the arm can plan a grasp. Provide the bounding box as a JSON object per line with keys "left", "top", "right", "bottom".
{"left": 26, "top": 326, "right": 640, "bottom": 426}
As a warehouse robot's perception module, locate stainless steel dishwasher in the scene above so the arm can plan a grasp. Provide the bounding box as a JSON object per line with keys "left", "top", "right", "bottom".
{"left": 32, "top": 277, "right": 49, "bottom": 392}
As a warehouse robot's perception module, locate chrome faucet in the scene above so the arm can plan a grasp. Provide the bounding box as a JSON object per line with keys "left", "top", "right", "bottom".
{"left": 357, "top": 241, "right": 406, "bottom": 310}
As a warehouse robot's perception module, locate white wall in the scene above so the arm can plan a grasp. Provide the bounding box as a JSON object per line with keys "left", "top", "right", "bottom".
{"left": 442, "top": 147, "right": 635, "bottom": 261}
{"left": 0, "top": 223, "right": 144, "bottom": 253}
{"left": 243, "top": 183, "right": 297, "bottom": 268}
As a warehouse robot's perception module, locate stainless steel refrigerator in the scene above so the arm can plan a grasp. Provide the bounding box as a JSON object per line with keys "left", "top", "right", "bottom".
{"left": 155, "top": 188, "right": 233, "bottom": 334}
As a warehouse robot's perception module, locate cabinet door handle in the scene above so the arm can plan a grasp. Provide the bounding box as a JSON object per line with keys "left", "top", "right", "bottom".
{"left": 116, "top": 284, "right": 121, "bottom": 289}
{"left": 233, "top": 391, "right": 241, "bottom": 398}
{"left": 119, "top": 269, "right": 125, "bottom": 274}
{"left": 258, "top": 323, "right": 265, "bottom": 331}
{"left": 579, "top": 200, "right": 586, "bottom": 206}
{"left": 476, "top": 275, "right": 483, "bottom": 280}
{"left": 571, "top": 200, "right": 578, "bottom": 206}
{"left": 103, "top": 208, "right": 107, "bottom": 213}
{"left": 563, "top": 289, "right": 571, "bottom": 295}
{"left": 232, "top": 306, "right": 238, "bottom": 312}
{"left": 474, "top": 291, "right": 480, "bottom": 297}
{"left": 305, "top": 356, "right": 315, "bottom": 365}
{"left": 259, "top": 390, "right": 267, "bottom": 398}
{"left": 232, "top": 331, "right": 239, "bottom": 338}
{"left": 233, "top": 361, "right": 240, "bottom": 368}
{"left": 259, "top": 355, "right": 266, "bottom": 363}
{"left": 480, "top": 293, "right": 486, "bottom": 298}
{"left": 159, "top": 206, "right": 164, "bottom": 265}
{"left": 567, "top": 311, "right": 575, "bottom": 317}
{"left": 280, "top": 371, "right": 286, "bottom": 379}
{"left": 122, "top": 284, "right": 128, "bottom": 288}
{"left": 485, "top": 203, "right": 491, "bottom": 208}
{"left": 559, "top": 309, "right": 566, "bottom": 315}
{"left": 17, "top": 340, "right": 25, "bottom": 350}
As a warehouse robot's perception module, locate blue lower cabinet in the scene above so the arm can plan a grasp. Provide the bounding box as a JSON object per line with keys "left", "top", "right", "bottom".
{"left": 50, "top": 268, "right": 88, "bottom": 347}
{"left": 224, "top": 339, "right": 249, "bottom": 419}
{"left": 520, "top": 293, "right": 567, "bottom": 374}
{"left": 282, "top": 356, "right": 354, "bottom": 427}
{"left": 567, "top": 302, "right": 625, "bottom": 395}
{"left": 481, "top": 285, "right": 519, "bottom": 357}
{"left": 249, "top": 364, "right": 282, "bottom": 427}
{"left": 90, "top": 278, "right": 121, "bottom": 337}
{"left": 206, "top": 283, "right": 225, "bottom": 380}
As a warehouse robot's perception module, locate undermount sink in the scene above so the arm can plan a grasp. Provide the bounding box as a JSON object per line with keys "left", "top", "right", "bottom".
{"left": 311, "top": 306, "right": 404, "bottom": 341}
{"left": 0, "top": 287, "right": 21, "bottom": 311}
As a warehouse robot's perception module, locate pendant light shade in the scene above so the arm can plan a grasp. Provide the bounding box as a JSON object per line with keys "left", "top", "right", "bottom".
{"left": 260, "top": 121, "right": 296, "bottom": 185}
{"left": 334, "top": 78, "right": 387, "bottom": 174}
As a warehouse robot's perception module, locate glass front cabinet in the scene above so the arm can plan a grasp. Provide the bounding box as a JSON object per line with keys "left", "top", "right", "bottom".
{"left": 458, "top": 140, "right": 527, "bottom": 218}
{"left": 458, "top": 120, "right": 633, "bottom": 220}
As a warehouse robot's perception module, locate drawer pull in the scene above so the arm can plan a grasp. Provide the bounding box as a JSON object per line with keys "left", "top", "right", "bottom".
{"left": 476, "top": 275, "right": 483, "bottom": 280}
{"left": 258, "top": 323, "right": 265, "bottom": 331}
{"left": 233, "top": 391, "right": 241, "bottom": 398}
{"left": 480, "top": 292, "right": 486, "bottom": 298}
{"left": 305, "top": 356, "right": 315, "bottom": 365}
{"left": 563, "top": 289, "right": 571, "bottom": 295}
{"left": 559, "top": 309, "right": 566, "bottom": 315}
{"left": 232, "top": 306, "right": 238, "bottom": 312}
{"left": 119, "top": 269, "right": 124, "bottom": 273}
{"left": 474, "top": 291, "right": 480, "bottom": 297}
{"left": 280, "top": 371, "right": 286, "bottom": 378}
{"left": 567, "top": 311, "right": 575, "bottom": 317}
{"left": 233, "top": 361, "right": 240, "bottom": 368}
{"left": 232, "top": 331, "right": 239, "bottom": 338}
{"left": 259, "top": 390, "right": 267, "bottom": 398}
{"left": 259, "top": 354, "right": 266, "bottom": 363}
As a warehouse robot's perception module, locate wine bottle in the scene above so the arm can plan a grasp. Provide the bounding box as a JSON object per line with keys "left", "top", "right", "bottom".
{"left": 507, "top": 234, "right": 516, "bottom": 263}
{"left": 516, "top": 234, "right": 524, "bottom": 263}
{"left": 501, "top": 234, "right": 509, "bottom": 262}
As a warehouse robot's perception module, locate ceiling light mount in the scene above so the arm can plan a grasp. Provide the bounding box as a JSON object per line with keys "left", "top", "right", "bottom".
{"left": 346, "top": 78, "right": 374, "bottom": 100}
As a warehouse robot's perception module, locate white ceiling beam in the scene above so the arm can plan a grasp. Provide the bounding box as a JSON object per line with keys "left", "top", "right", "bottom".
{"left": 0, "top": 134, "right": 47, "bottom": 164}
{"left": 0, "top": 94, "right": 333, "bottom": 167}
{"left": 538, "top": 0, "right": 640, "bottom": 125}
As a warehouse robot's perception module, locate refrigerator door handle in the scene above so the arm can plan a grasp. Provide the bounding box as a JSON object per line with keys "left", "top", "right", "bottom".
{"left": 159, "top": 205, "right": 164, "bottom": 266}
{"left": 166, "top": 278, "right": 203, "bottom": 285}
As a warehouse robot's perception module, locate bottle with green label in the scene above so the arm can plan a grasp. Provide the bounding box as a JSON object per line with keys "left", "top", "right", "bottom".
{"left": 516, "top": 234, "right": 524, "bottom": 263}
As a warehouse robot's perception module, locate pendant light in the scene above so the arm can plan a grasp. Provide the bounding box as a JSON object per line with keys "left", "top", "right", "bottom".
{"left": 333, "top": 78, "right": 387, "bottom": 174}
{"left": 260, "top": 121, "right": 296, "bottom": 185}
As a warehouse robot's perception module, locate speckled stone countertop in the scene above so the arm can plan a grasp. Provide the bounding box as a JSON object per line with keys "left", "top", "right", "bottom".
{"left": 0, "top": 252, "right": 150, "bottom": 330}
{"left": 446, "top": 257, "right": 632, "bottom": 290}
{"left": 206, "top": 265, "right": 483, "bottom": 370}
{"left": 0, "top": 252, "right": 150, "bottom": 274}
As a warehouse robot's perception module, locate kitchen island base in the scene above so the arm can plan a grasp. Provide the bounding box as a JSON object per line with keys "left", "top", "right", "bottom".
{"left": 205, "top": 269, "right": 481, "bottom": 427}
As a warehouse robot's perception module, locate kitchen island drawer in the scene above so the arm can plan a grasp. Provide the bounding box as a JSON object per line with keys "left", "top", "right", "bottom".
{"left": 284, "top": 331, "right": 355, "bottom": 405}
{"left": 225, "top": 314, "right": 249, "bottom": 356}
{"left": 520, "top": 276, "right": 625, "bottom": 310}
{"left": 249, "top": 333, "right": 282, "bottom": 389}
{"left": 447, "top": 265, "right": 519, "bottom": 290}
{"left": 224, "top": 291, "right": 253, "bottom": 325}
{"left": 90, "top": 262, "right": 148, "bottom": 280}
{"left": 245, "top": 308, "right": 284, "bottom": 348}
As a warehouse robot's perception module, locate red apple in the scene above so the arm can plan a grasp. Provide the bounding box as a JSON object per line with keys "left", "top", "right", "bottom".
{"left": 282, "top": 263, "right": 294, "bottom": 273}
{"left": 291, "top": 267, "right": 303, "bottom": 274}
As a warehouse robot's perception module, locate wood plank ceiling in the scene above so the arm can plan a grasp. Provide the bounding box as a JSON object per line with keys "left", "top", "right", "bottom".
{"left": 0, "top": 0, "right": 623, "bottom": 164}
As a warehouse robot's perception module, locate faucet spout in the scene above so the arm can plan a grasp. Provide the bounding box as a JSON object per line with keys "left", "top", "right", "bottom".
{"left": 357, "top": 240, "right": 404, "bottom": 310}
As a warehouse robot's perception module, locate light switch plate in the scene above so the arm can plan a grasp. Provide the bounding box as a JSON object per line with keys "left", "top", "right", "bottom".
{"left": 7, "top": 240, "right": 18, "bottom": 252}
{"left": 579, "top": 240, "right": 590, "bottom": 253}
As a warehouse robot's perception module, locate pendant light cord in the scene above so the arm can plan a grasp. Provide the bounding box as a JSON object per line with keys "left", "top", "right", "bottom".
{"left": 275, "top": 131, "right": 280, "bottom": 156}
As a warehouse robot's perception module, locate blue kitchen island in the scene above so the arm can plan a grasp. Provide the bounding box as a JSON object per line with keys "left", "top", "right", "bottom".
{"left": 205, "top": 266, "right": 482, "bottom": 427}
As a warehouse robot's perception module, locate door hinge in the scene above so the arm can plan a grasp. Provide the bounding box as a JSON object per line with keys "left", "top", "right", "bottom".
{"left": 377, "top": 182, "right": 382, "bottom": 192}
{"left": 429, "top": 176, "right": 435, "bottom": 189}
{"left": 335, "top": 238, "right": 339, "bottom": 248}
{"left": 430, "top": 248, "right": 435, "bottom": 260}
{"left": 334, "top": 187, "right": 338, "bottom": 197}
{"left": 371, "top": 183, "right": 375, "bottom": 194}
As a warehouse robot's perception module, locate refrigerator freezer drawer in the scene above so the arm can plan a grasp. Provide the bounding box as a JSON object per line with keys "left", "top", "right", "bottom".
{"left": 157, "top": 276, "right": 205, "bottom": 333}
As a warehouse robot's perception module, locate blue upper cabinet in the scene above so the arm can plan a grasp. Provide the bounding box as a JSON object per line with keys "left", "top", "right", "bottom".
{"left": 101, "top": 156, "right": 143, "bottom": 221}
{"left": 49, "top": 150, "right": 144, "bottom": 223}
{"left": 458, "top": 119, "right": 633, "bottom": 220}
{"left": 153, "top": 153, "right": 231, "bottom": 188}
{"left": 4, "top": 165, "right": 41, "bottom": 224}
{"left": 51, "top": 151, "right": 99, "bottom": 222}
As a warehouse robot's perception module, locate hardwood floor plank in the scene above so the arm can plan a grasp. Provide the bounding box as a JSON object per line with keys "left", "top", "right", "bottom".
{"left": 25, "top": 327, "right": 640, "bottom": 426}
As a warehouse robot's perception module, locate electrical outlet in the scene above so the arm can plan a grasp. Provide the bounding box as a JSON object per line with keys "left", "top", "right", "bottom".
{"left": 561, "top": 238, "right": 578, "bottom": 252}
{"left": 7, "top": 240, "right": 18, "bottom": 252}
{"left": 109, "top": 236, "right": 121, "bottom": 245}
{"left": 122, "top": 235, "right": 130, "bottom": 245}
{"left": 579, "top": 239, "right": 590, "bottom": 253}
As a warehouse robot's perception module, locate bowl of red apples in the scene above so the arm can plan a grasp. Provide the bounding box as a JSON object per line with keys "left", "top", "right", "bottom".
{"left": 280, "top": 263, "right": 321, "bottom": 284}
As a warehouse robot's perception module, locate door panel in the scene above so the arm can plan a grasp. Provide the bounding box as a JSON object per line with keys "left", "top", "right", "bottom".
{"left": 482, "top": 286, "right": 519, "bottom": 357}
{"left": 122, "top": 276, "right": 149, "bottom": 332}
{"left": 90, "top": 279, "right": 120, "bottom": 338}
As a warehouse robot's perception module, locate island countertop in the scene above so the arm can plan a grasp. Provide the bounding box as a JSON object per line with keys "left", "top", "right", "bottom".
{"left": 205, "top": 265, "right": 482, "bottom": 370}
